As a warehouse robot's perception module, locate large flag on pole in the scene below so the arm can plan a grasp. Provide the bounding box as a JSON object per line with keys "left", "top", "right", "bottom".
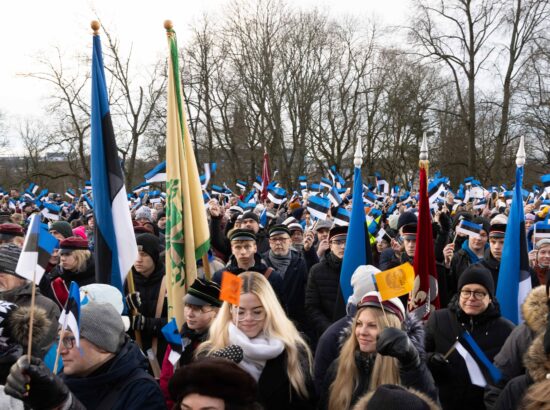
{"left": 164, "top": 21, "right": 211, "bottom": 328}
{"left": 340, "top": 137, "right": 373, "bottom": 302}
{"left": 408, "top": 136, "right": 440, "bottom": 320}
{"left": 496, "top": 137, "right": 531, "bottom": 324}
{"left": 90, "top": 21, "right": 138, "bottom": 294}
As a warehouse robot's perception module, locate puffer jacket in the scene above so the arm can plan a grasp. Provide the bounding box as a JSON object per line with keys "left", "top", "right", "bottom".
{"left": 425, "top": 296, "right": 515, "bottom": 410}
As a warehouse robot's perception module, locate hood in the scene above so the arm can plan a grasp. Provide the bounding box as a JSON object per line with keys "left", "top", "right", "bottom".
{"left": 7, "top": 305, "right": 53, "bottom": 358}
{"left": 524, "top": 333, "right": 550, "bottom": 383}
{"left": 521, "top": 285, "right": 549, "bottom": 334}
{"left": 352, "top": 386, "right": 440, "bottom": 410}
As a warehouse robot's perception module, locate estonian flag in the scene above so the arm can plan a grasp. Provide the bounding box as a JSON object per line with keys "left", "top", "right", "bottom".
{"left": 90, "top": 27, "right": 138, "bottom": 294}
{"left": 41, "top": 202, "right": 61, "bottom": 221}
{"left": 533, "top": 222, "right": 550, "bottom": 239}
{"left": 298, "top": 175, "right": 307, "bottom": 191}
{"left": 541, "top": 173, "right": 550, "bottom": 194}
{"left": 236, "top": 180, "right": 247, "bottom": 191}
{"left": 144, "top": 161, "right": 167, "bottom": 183}
{"left": 15, "top": 214, "right": 58, "bottom": 283}
{"left": 307, "top": 195, "right": 330, "bottom": 220}
{"left": 328, "top": 186, "right": 343, "bottom": 207}
{"left": 455, "top": 220, "right": 482, "bottom": 238}
{"left": 453, "top": 331, "right": 502, "bottom": 387}
{"left": 496, "top": 139, "right": 531, "bottom": 324}
{"left": 320, "top": 177, "right": 333, "bottom": 190}
{"left": 267, "top": 187, "right": 287, "bottom": 205}
{"left": 65, "top": 189, "right": 76, "bottom": 200}
{"left": 58, "top": 281, "right": 81, "bottom": 348}
{"left": 333, "top": 207, "right": 351, "bottom": 226}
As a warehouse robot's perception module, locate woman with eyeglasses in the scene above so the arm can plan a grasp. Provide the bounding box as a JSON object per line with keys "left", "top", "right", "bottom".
{"left": 197, "top": 271, "right": 315, "bottom": 409}
{"left": 425, "top": 264, "right": 515, "bottom": 410}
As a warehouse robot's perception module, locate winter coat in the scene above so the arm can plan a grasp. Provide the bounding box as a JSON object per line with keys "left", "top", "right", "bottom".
{"left": 378, "top": 248, "right": 401, "bottom": 271}
{"left": 484, "top": 285, "right": 548, "bottom": 409}
{"left": 257, "top": 349, "right": 316, "bottom": 410}
{"left": 305, "top": 252, "right": 346, "bottom": 339}
{"left": 319, "top": 314, "right": 438, "bottom": 410}
{"left": 125, "top": 262, "right": 168, "bottom": 366}
{"left": 425, "top": 296, "right": 514, "bottom": 410}
{"left": 479, "top": 248, "right": 500, "bottom": 287}
{"left": 47, "top": 256, "right": 96, "bottom": 289}
{"left": 302, "top": 246, "right": 320, "bottom": 272}
{"left": 262, "top": 250, "right": 309, "bottom": 334}
{"left": 212, "top": 254, "right": 284, "bottom": 300}
{"left": 62, "top": 338, "right": 165, "bottom": 410}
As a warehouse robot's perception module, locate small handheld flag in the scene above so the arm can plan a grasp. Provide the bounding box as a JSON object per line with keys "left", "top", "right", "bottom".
{"left": 374, "top": 263, "right": 415, "bottom": 301}
{"left": 220, "top": 271, "right": 242, "bottom": 305}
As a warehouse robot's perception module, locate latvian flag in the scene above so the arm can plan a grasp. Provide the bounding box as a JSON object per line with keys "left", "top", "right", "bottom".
{"left": 333, "top": 207, "right": 350, "bottom": 226}
{"left": 15, "top": 214, "right": 58, "bottom": 283}
{"left": 328, "top": 186, "right": 343, "bottom": 207}
{"left": 452, "top": 331, "right": 502, "bottom": 387}
{"left": 307, "top": 195, "right": 330, "bottom": 221}
{"left": 541, "top": 173, "right": 550, "bottom": 194}
{"left": 91, "top": 28, "right": 138, "bottom": 294}
{"left": 58, "top": 281, "right": 81, "bottom": 348}
{"left": 267, "top": 187, "right": 287, "bottom": 205}
{"left": 456, "top": 219, "right": 482, "bottom": 238}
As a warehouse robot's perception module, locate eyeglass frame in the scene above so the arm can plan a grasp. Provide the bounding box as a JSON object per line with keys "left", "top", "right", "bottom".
{"left": 59, "top": 335, "right": 77, "bottom": 350}
{"left": 459, "top": 289, "right": 488, "bottom": 300}
{"left": 329, "top": 239, "right": 346, "bottom": 247}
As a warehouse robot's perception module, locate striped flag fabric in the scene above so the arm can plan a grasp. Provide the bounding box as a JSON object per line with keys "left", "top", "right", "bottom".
{"left": 452, "top": 331, "right": 502, "bottom": 387}
{"left": 320, "top": 177, "right": 333, "bottom": 190}
{"left": 15, "top": 214, "right": 58, "bottom": 283}
{"left": 298, "top": 175, "right": 307, "bottom": 191}
{"left": 455, "top": 220, "right": 482, "bottom": 238}
{"left": 144, "top": 161, "right": 167, "bottom": 183}
{"left": 65, "top": 189, "right": 76, "bottom": 200}
{"left": 496, "top": 155, "right": 531, "bottom": 324}
{"left": 307, "top": 195, "right": 330, "bottom": 220}
{"left": 267, "top": 186, "right": 287, "bottom": 205}
{"left": 58, "top": 281, "right": 81, "bottom": 348}
{"left": 236, "top": 180, "right": 247, "bottom": 191}
{"left": 533, "top": 222, "right": 550, "bottom": 239}
{"left": 41, "top": 203, "right": 61, "bottom": 221}
{"left": 541, "top": 174, "right": 550, "bottom": 194}
{"left": 328, "top": 185, "right": 343, "bottom": 207}
{"left": 164, "top": 23, "right": 211, "bottom": 328}
{"left": 90, "top": 25, "right": 138, "bottom": 294}
{"left": 333, "top": 207, "right": 351, "bottom": 226}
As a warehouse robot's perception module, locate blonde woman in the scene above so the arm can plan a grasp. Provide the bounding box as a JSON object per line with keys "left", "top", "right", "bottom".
{"left": 321, "top": 291, "right": 437, "bottom": 410}
{"left": 47, "top": 236, "right": 95, "bottom": 290}
{"left": 197, "top": 271, "right": 315, "bottom": 409}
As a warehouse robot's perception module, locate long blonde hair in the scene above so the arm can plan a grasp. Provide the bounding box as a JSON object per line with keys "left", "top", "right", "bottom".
{"left": 197, "top": 271, "right": 313, "bottom": 398}
{"left": 64, "top": 250, "right": 91, "bottom": 272}
{"left": 328, "top": 307, "right": 401, "bottom": 410}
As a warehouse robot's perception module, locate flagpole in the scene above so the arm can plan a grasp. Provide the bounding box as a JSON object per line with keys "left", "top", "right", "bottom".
{"left": 202, "top": 254, "right": 211, "bottom": 281}
{"left": 53, "top": 313, "right": 69, "bottom": 374}
{"left": 126, "top": 270, "right": 143, "bottom": 348}
{"left": 27, "top": 270, "right": 37, "bottom": 358}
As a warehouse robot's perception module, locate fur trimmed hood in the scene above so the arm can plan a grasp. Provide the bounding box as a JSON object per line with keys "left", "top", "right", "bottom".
{"left": 338, "top": 313, "right": 426, "bottom": 359}
{"left": 352, "top": 386, "right": 440, "bottom": 410}
{"left": 7, "top": 305, "right": 53, "bottom": 356}
{"left": 524, "top": 333, "right": 550, "bottom": 383}
{"left": 521, "top": 285, "right": 549, "bottom": 334}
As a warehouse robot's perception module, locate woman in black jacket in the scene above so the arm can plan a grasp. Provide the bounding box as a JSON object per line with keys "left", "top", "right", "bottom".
{"left": 425, "top": 264, "right": 515, "bottom": 410}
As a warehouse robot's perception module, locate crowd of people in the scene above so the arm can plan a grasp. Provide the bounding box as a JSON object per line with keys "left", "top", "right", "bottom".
{"left": 0, "top": 184, "right": 548, "bottom": 410}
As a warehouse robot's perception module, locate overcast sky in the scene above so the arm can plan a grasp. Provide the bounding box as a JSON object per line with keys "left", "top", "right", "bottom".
{"left": 0, "top": 0, "right": 411, "bottom": 148}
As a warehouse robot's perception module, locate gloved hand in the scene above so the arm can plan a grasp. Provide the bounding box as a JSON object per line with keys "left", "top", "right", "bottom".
{"left": 427, "top": 352, "right": 451, "bottom": 379}
{"left": 211, "top": 344, "right": 243, "bottom": 364}
{"left": 439, "top": 211, "right": 452, "bottom": 232}
{"left": 125, "top": 292, "right": 142, "bottom": 312}
{"left": 376, "top": 327, "right": 420, "bottom": 368}
{"left": 5, "top": 355, "right": 70, "bottom": 410}
{"left": 130, "top": 314, "right": 163, "bottom": 334}
{"left": 130, "top": 313, "right": 147, "bottom": 331}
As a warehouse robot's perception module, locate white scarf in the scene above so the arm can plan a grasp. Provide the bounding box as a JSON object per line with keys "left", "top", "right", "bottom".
{"left": 228, "top": 322, "right": 285, "bottom": 381}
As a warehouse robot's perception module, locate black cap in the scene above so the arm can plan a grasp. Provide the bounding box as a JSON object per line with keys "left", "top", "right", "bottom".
{"left": 458, "top": 264, "right": 495, "bottom": 298}
{"left": 241, "top": 211, "right": 259, "bottom": 224}
{"left": 489, "top": 223, "right": 506, "bottom": 238}
{"left": 329, "top": 225, "right": 348, "bottom": 241}
{"left": 268, "top": 225, "right": 290, "bottom": 238}
{"left": 184, "top": 278, "right": 222, "bottom": 307}
{"left": 229, "top": 229, "right": 256, "bottom": 242}
{"left": 397, "top": 212, "right": 418, "bottom": 231}
{"left": 401, "top": 223, "right": 417, "bottom": 239}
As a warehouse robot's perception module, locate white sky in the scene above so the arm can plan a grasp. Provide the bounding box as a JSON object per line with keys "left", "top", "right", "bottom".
{"left": 0, "top": 0, "right": 411, "bottom": 148}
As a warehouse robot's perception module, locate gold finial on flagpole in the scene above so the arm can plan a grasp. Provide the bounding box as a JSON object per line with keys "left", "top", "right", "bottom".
{"left": 164, "top": 20, "right": 173, "bottom": 30}
{"left": 419, "top": 133, "right": 429, "bottom": 170}
{"left": 91, "top": 20, "right": 100, "bottom": 35}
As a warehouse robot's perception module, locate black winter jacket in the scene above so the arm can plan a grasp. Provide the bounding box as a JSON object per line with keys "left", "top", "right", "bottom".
{"left": 305, "top": 252, "right": 346, "bottom": 339}
{"left": 47, "top": 257, "right": 96, "bottom": 288}
{"left": 425, "top": 296, "right": 514, "bottom": 410}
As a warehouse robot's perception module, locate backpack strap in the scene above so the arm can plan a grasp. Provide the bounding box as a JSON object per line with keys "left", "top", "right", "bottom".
{"left": 264, "top": 267, "right": 274, "bottom": 280}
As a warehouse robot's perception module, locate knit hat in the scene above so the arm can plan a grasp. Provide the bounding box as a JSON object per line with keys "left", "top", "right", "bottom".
{"left": 329, "top": 225, "right": 348, "bottom": 241}
{"left": 168, "top": 357, "right": 258, "bottom": 405}
{"left": 397, "top": 212, "right": 418, "bottom": 232}
{"left": 0, "top": 224, "right": 24, "bottom": 241}
{"left": 135, "top": 206, "right": 153, "bottom": 223}
{"left": 350, "top": 265, "right": 378, "bottom": 305}
{"left": 136, "top": 233, "right": 160, "bottom": 266}
{"left": 268, "top": 225, "right": 290, "bottom": 238}
{"left": 229, "top": 229, "right": 256, "bottom": 242}
{"left": 79, "top": 301, "right": 125, "bottom": 353}
{"left": 366, "top": 384, "right": 434, "bottom": 410}
{"left": 0, "top": 244, "right": 22, "bottom": 277}
{"left": 358, "top": 291, "right": 406, "bottom": 322}
{"left": 241, "top": 211, "right": 259, "bottom": 224}
{"left": 72, "top": 225, "right": 87, "bottom": 240}
{"left": 458, "top": 264, "right": 495, "bottom": 298}
{"left": 183, "top": 278, "right": 222, "bottom": 307}
{"left": 59, "top": 237, "right": 89, "bottom": 255}
{"left": 49, "top": 221, "right": 73, "bottom": 239}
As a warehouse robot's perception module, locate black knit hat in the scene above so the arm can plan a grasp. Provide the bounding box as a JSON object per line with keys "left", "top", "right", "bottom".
{"left": 397, "top": 212, "right": 418, "bottom": 231}
{"left": 458, "top": 265, "right": 495, "bottom": 299}
{"left": 136, "top": 233, "right": 160, "bottom": 266}
{"left": 0, "top": 244, "right": 22, "bottom": 277}
{"left": 183, "top": 278, "right": 222, "bottom": 307}
{"left": 169, "top": 357, "right": 258, "bottom": 405}
{"left": 367, "top": 384, "right": 432, "bottom": 410}
{"left": 241, "top": 211, "right": 259, "bottom": 224}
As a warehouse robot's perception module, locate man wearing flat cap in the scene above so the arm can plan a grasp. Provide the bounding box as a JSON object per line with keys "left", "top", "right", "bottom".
{"left": 212, "top": 229, "right": 283, "bottom": 300}
{"left": 379, "top": 211, "right": 418, "bottom": 271}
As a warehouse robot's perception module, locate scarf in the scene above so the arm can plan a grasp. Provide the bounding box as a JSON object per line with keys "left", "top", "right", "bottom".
{"left": 268, "top": 250, "right": 292, "bottom": 278}
{"left": 228, "top": 323, "right": 285, "bottom": 381}
{"left": 461, "top": 239, "right": 486, "bottom": 264}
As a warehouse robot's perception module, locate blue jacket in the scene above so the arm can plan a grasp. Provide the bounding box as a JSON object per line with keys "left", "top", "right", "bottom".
{"left": 62, "top": 338, "right": 165, "bottom": 410}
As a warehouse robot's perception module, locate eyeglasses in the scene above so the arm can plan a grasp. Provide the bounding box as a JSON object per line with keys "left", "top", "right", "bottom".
{"left": 330, "top": 239, "right": 346, "bottom": 247}
{"left": 232, "top": 307, "right": 266, "bottom": 321}
{"left": 184, "top": 304, "right": 215, "bottom": 314}
{"left": 60, "top": 336, "right": 76, "bottom": 350}
{"left": 460, "top": 290, "right": 487, "bottom": 300}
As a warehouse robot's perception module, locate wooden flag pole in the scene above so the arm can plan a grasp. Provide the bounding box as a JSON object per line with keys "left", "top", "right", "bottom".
{"left": 126, "top": 270, "right": 143, "bottom": 348}
{"left": 202, "top": 254, "right": 211, "bottom": 281}
{"left": 52, "top": 313, "right": 69, "bottom": 374}
{"left": 26, "top": 272, "right": 37, "bottom": 358}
